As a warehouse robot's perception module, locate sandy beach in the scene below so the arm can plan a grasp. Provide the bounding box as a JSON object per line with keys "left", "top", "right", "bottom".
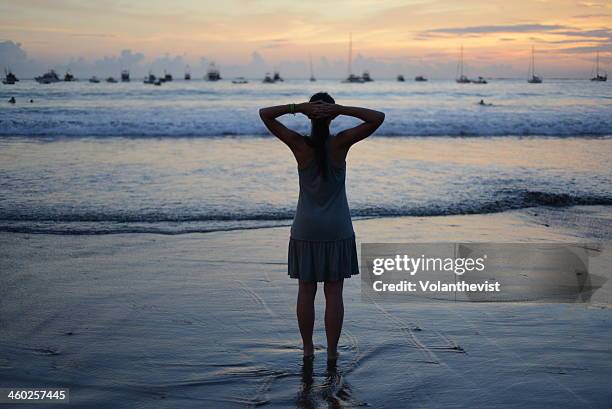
{"left": 2, "top": 207, "right": 611, "bottom": 408}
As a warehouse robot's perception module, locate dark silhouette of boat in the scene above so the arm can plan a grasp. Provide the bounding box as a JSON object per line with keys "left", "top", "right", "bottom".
{"left": 591, "top": 51, "right": 607, "bottom": 82}
{"left": 472, "top": 76, "right": 488, "bottom": 84}
{"left": 2, "top": 69, "right": 18, "bottom": 84}
{"left": 343, "top": 74, "right": 364, "bottom": 83}
{"left": 106, "top": 76, "right": 117, "bottom": 83}
{"left": 207, "top": 62, "right": 221, "bottom": 81}
{"left": 64, "top": 71, "right": 76, "bottom": 81}
{"left": 273, "top": 71, "right": 283, "bottom": 82}
{"left": 89, "top": 76, "right": 100, "bottom": 83}
{"left": 121, "top": 70, "right": 130, "bottom": 82}
{"left": 361, "top": 71, "right": 373, "bottom": 82}
{"left": 143, "top": 72, "right": 156, "bottom": 84}
{"left": 262, "top": 73, "right": 274, "bottom": 83}
{"left": 397, "top": 75, "right": 405, "bottom": 82}
{"left": 232, "top": 77, "right": 248, "bottom": 84}
{"left": 163, "top": 71, "right": 173, "bottom": 82}
{"left": 527, "top": 46, "right": 542, "bottom": 83}
{"left": 184, "top": 65, "right": 191, "bottom": 80}
{"left": 414, "top": 75, "right": 427, "bottom": 82}
{"left": 35, "top": 70, "right": 61, "bottom": 84}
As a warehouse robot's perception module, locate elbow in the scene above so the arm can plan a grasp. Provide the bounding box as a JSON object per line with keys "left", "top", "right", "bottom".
{"left": 259, "top": 108, "right": 266, "bottom": 120}
{"left": 376, "top": 111, "right": 385, "bottom": 126}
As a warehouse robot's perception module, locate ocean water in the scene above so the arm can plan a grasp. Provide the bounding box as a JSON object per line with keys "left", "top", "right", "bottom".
{"left": 1, "top": 79, "right": 611, "bottom": 137}
{"left": 0, "top": 79, "right": 611, "bottom": 235}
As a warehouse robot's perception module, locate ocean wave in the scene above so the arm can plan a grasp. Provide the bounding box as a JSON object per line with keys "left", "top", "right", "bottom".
{"left": 1, "top": 118, "right": 611, "bottom": 138}
{"left": 2, "top": 102, "right": 612, "bottom": 137}
{"left": 1, "top": 191, "right": 610, "bottom": 235}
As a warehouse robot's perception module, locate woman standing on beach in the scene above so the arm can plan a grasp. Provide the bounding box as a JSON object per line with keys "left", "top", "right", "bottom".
{"left": 259, "top": 93, "right": 385, "bottom": 360}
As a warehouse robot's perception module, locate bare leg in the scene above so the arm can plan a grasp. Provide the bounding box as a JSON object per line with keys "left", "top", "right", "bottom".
{"left": 297, "top": 281, "right": 317, "bottom": 357}
{"left": 324, "top": 279, "right": 344, "bottom": 360}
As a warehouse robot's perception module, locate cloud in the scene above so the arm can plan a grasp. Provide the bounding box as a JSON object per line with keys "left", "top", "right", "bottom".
{"left": 417, "top": 24, "right": 569, "bottom": 39}
{"left": 554, "top": 28, "right": 612, "bottom": 38}
{"left": 577, "top": 2, "right": 607, "bottom": 8}
{"left": 573, "top": 13, "right": 612, "bottom": 18}
{"left": 0, "top": 40, "right": 40, "bottom": 75}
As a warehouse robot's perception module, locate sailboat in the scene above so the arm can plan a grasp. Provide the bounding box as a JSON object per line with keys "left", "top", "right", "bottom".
{"left": 2, "top": 69, "right": 19, "bottom": 84}
{"left": 342, "top": 33, "right": 364, "bottom": 83}
{"left": 273, "top": 71, "right": 283, "bottom": 82}
{"left": 414, "top": 75, "right": 427, "bottom": 82}
{"left": 206, "top": 62, "right": 221, "bottom": 81}
{"left": 527, "top": 46, "right": 542, "bottom": 83}
{"left": 397, "top": 75, "right": 405, "bottom": 82}
{"left": 184, "top": 65, "right": 191, "bottom": 80}
{"left": 64, "top": 70, "right": 76, "bottom": 81}
{"left": 309, "top": 54, "right": 316, "bottom": 82}
{"left": 456, "top": 45, "right": 470, "bottom": 83}
{"left": 121, "top": 70, "right": 130, "bottom": 82}
{"left": 262, "top": 73, "right": 274, "bottom": 83}
{"left": 143, "top": 72, "right": 156, "bottom": 84}
{"left": 591, "top": 51, "right": 607, "bottom": 82}
{"left": 35, "top": 70, "right": 61, "bottom": 84}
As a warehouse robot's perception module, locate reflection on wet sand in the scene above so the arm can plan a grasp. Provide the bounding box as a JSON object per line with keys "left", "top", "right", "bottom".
{"left": 297, "top": 358, "right": 358, "bottom": 409}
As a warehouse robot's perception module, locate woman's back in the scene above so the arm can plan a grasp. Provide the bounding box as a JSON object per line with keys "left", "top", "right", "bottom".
{"left": 290, "top": 143, "right": 354, "bottom": 241}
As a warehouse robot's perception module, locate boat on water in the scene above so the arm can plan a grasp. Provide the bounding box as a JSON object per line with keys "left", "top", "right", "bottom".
{"left": 262, "top": 73, "right": 274, "bottom": 83}
{"left": 35, "top": 70, "right": 61, "bottom": 84}
{"left": 273, "top": 71, "right": 283, "bottom": 82}
{"left": 154, "top": 79, "right": 163, "bottom": 86}
{"left": 456, "top": 45, "right": 471, "bottom": 83}
{"left": 361, "top": 71, "right": 373, "bottom": 82}
{"left": 106, "top": 77, "right": 117, "bottom": 83}
{"left": 397, "top": 75, "right": 405, "bottom": 82}
{"left": 2, "top": 70, "right": 19, "bottom": 84}
{"left": 414, "top": 75, "right": 427, "bottom": 82}
{"left": 184, "top": 65, "right": 191, "bottom": 80}
{"left": 343, "top": 74, "right": 364, "bottom": 83}
{"left": 527, "top": 46, "right": 542, "bottom": 83}
{"left": 64, "top": 71, "right": 76, "bottom": 81}
{"left": 163, "top": 71, "right": 173, "bottom": 82}
{"left": 143, "top": 73, "right": 156, "bottom": 84}
{"left": 342, "top": 33, "right": 365, "bottom": 83}
{"left": 206, "top": 62, "right": 221, "bottom": 81}
{"left": 591, "top": 51, "right": 607, "bottom": 82}
{"left": 88, "top": 76, "right": 100, "bottom": 83}
{"left": 121, "top": 70, "right": 130, "bottom": 82}
{"left": 472, "top": 76, "right": 488, "bottom": 84}
{"left": 232, "top": 77, "right": 248, "bottom": 84}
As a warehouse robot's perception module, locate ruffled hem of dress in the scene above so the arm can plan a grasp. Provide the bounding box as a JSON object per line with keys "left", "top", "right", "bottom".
{"left": 288, "top": 235, "right": 359, "bottom": 282}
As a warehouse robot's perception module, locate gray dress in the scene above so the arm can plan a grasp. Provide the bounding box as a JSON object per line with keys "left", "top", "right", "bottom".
{"left": 288, "top": 143, "right": 359, "bottom": 282}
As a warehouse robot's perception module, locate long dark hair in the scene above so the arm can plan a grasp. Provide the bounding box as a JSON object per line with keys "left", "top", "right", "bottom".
{"left": 305, "top": 92, "right": 335, "bottom": 179}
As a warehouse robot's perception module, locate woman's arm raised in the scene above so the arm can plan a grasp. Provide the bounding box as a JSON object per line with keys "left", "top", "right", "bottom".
{"left": 319, "top": 104, "right": 385, "bottom": 149}
{"left": 258, "top": 102, "right": 323, "bottom": 151}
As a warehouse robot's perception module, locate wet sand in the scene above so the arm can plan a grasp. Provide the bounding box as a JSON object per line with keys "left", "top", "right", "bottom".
{"left": 1, "top": 207, "right": 611, "bottom": 408}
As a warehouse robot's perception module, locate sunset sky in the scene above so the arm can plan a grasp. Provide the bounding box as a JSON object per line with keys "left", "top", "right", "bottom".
{"left": 0, "top": 0, "right": 610, "bottom": 78}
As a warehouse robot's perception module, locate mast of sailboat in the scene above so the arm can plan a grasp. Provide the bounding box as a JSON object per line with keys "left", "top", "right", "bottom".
{"left": 309, "top": 53, "right": 314, "bottom": 80}
{"left": 596, "top": 51, "right": 600, "bottom": 76}
{"left": 459, "top": 45, "right": 464, "bottom": 77}
{"left": 348, "top": 33, "right": 353, "bottom": 77}
{"left": 531, "top": 46, "right": 535, "bottom": 78}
